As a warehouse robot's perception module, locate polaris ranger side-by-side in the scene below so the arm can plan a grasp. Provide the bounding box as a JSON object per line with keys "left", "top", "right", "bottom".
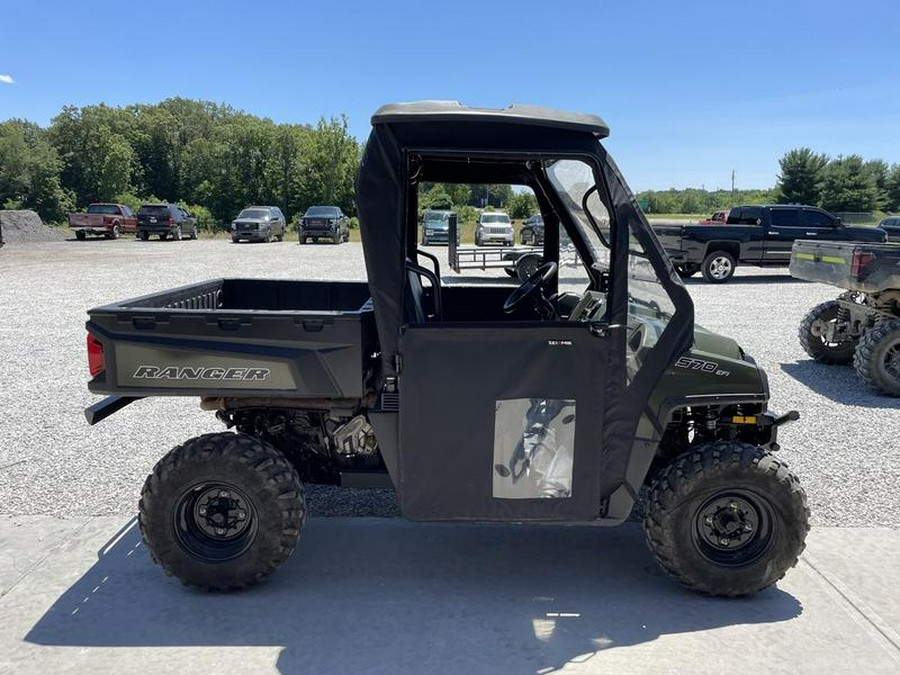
{"left": 84, "top": 102, "right": 809, "bottom": 596}
{"left": 791, "top": 239, "right": 900, "bottom": 396}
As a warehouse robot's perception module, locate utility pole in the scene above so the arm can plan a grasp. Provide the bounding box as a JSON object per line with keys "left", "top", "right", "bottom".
{"left": 731, "top": 170, "right": 735, "bottom": 198}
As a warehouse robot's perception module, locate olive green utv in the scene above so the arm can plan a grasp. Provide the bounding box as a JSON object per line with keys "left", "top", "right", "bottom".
{"left": 84, "top": 101, "right": 809, "bottom": 596}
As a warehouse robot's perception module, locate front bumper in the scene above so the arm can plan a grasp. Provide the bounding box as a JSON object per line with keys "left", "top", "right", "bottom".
{"left": 479, "top": 232, "right": 514, "bottom": 244}
{"left": 233, "top": 230, "right": 269, "bottom": 241}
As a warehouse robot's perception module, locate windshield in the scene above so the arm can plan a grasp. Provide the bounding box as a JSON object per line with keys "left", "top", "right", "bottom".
{"left": 424, "top": 212, "right": 449, "bottom": 223}
{"left": 481, "top": 213, "right": 510, "bottom": 224}
{"left": 545, "top": 159, "right": 678, "bottom": 379}
{"left": 87, "top": 204, "right": 120, "bottom": 215}
{"left": 306, "top": 206, "right": 340, "bottom": 217}
{"left": 238, "top": 209, "right": 268, "bottom": 219}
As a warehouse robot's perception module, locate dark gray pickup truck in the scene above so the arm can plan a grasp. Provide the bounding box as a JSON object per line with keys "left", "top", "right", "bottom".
{"left": 654, "top": 204, "right": 886, "bottom": 283}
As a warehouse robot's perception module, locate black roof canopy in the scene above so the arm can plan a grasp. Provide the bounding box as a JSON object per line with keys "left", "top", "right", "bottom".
{"left": 372, "top": 101, "right": 610, "bottom": 138}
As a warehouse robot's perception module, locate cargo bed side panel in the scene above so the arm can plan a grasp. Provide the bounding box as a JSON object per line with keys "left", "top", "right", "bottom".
{"left": 86, "top": 279, "right": 376, "bottom": 399}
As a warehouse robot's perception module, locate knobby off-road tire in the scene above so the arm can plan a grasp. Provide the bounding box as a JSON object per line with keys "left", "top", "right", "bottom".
{"left": 798, "top": 300, "right": 857, "bottom": 364}
{"left": 853, "top": 319, "right": 900, "bottom": 396}
{"left": 644, "top": 441, "right": 809, "bottom": 597}
{"left": 701, "top": 251, "right": 736, "bottom": 283}
{"left": 139, "top": 432, "right": 306, "bottom": 591}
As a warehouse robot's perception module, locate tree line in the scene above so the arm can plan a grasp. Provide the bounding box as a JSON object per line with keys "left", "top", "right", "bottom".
{"left": 638, "top": 149, "right": 900, "bottom": 216}
{"left": 3, "top": 98, "right": 898, "bottom": 224}
{"left": 0, "top": 98, "right": 361, "bottom": 227}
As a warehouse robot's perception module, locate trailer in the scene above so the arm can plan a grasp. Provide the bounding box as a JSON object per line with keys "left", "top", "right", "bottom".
{"left": 447, "top": 219, "right": 547, "bottom": 281}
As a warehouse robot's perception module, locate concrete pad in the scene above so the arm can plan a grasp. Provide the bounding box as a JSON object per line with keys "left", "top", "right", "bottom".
{"left": 0, "top": 517, "right": 898, "bottom": 674}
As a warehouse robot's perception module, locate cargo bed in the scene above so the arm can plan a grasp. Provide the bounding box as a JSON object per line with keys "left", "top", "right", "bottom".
{"left": 86, "top": 279, "right": 377, "bottom": 399}
{"left": 790, "top": 240, "right": 900, "bottom": 293}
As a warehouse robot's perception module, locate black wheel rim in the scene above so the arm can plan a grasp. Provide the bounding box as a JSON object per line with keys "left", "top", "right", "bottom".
{"left": 883, "top": 340, "right": 900, "bottom": 383}
{"left": 691, "top": 489, "right": 774, "bottom": 567}
{"left": 174, "top": 482, "right": 258, "bottom": 563}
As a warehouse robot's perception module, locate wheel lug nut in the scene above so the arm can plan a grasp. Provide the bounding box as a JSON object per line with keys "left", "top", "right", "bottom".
{"left": 744, "top": 523, "right": 753, "bottom": 531}
{"left": 237, "top": 511, "right": 246, "bottom": 520}
{"left": 719, "top": 538, "right": 730, "bottom": 546}
{"left": 219, "top": 490, "right": 229, "bottom": 498}
{"left": 216, "top": 528, "right": 226, "bottom": 535}
{"left": 198, "top": 507, "right": 207, "bottom": 516}
{"left": 704, "top": 516, "right": 713, "bottom": 524}
{"left": 728, "top": 502, "right": 737, "bottom": 510}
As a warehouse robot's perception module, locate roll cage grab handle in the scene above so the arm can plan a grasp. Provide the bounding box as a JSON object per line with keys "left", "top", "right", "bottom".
{"left": 405, "top": 259, "right": 443, "bottom": 321}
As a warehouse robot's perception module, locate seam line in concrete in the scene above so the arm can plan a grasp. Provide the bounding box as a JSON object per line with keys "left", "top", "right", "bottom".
{"left": 801, "top": 553, "right": 900, "bottom": 663}
{"left": 0, "top": 517, "right": 94, "bottom": 599}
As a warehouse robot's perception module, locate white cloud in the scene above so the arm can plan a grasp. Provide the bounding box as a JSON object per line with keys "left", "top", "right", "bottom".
{"left": 0, "top": 75, "right": 15, "bottom": 85}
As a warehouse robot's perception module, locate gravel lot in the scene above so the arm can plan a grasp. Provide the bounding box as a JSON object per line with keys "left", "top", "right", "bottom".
{"left": 0, "top": 237, "right": 897, "bottom": 525}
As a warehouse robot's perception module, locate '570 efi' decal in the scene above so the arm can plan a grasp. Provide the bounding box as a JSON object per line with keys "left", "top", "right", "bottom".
{"left": 133, "top": 366, "right": 270, "bottom": 381}
{"left": 674, "top": 357, "right": 731, "bottom": 377}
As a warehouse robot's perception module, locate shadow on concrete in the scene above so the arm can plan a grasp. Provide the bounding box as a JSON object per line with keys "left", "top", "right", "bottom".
{"left": 26, "top": 519, "right": 801, "bottom": 674}
{"left": 781, "top": 361, "right": 900, "bottom": 409}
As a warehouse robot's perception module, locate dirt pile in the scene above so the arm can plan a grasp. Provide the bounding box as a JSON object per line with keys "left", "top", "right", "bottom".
{"left": 0, "top": 210, "right": 66, "bottom": 244}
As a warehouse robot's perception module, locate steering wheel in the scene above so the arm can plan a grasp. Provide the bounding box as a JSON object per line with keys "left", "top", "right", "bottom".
{"left": 503, "top": 261, "right": 558, "bottom": 314}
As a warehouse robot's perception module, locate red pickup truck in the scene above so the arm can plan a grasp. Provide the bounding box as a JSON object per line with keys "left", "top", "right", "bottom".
{"left": 68, "top": 203, "right": 138, "bottom": 240}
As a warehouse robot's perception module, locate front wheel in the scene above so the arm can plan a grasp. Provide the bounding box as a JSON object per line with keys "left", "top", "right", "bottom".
{"left": 798, "top": 300, "right": 857, "bottom": 364}
{"left": 701, "top": 251, "right": 736, "bottom": 283}
{"left": 644, "top": 441, "right": 809, "bottom": 597}
{"left": 190, "top": 225, "right": 198, "bottom": 240}
{"left": 854, "top": 319, "right": 900, "bottom": 396}
{"left": 139, "top": 432, "right": 306, "bottom": 591}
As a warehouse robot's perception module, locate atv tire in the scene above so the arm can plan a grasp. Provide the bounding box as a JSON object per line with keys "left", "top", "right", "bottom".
{"left": 798, "top": 300, "right": 857, "bottom": 364}
{"left": 139, "top": 432, "right": 306, "bottom": 591}
{"left": 644, "top": 441, "right": 809, "bottom": 597}
{"left": 853, "top": 319, "right": 900, "bottom": 396}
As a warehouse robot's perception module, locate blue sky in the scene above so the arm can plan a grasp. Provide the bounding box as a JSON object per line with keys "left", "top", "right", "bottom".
{"left": 1, "top": 0, "right": 897, "bottom": 191}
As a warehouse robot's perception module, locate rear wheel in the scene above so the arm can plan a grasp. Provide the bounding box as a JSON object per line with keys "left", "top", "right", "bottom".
{"left": 644, "top": 441, "right": 809, "bottom": 597}
{"left": 75, "top": 230, "right": 86, "bottom": 241}
{"left": 798, "top": 300, "right": 857, "bottom": 364}
{"left": 107, "top": 224, "right": 121, "bottom": 240}
{"left": 173, "top": 227, "right": 182, "bottom": 241}
{"left": 701, "top": 251, "right": 736, "bottom": 283}
{"left": 139, "top": 231, "right": 149, "bottom": 241}
{"left": 676, "top": 263, "right": 700, "bottom": 278}
{"left": 139, "top": 432, "right": 306, "bottom": 591}
{"left": 854, "top": 319, "right": 900, "bottom": 396}
{"left": 160, "top": 233, "right": 168, "bottom": 241}
{"left": 299, "top": 236, "right": 307, "bottom": 245}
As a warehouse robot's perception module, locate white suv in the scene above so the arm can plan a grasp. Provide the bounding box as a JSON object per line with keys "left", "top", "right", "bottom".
{"left": 474, "top": 212, "right": 514, "bottom": 246}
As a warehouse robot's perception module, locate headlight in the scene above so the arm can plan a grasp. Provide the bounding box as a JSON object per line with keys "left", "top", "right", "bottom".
{"left": 231, "top": 223, "right": 236, "bottom": 230}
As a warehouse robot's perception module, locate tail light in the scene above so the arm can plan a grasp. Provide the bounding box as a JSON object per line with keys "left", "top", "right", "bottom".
{"left": 168, "top": 216, "right": 175, "bottom": 224}
{"left": 87, "top": 333, "right": 105, "bottom": 377}
{"left": 850, "top": 251, "right": 875, "bottom": 279}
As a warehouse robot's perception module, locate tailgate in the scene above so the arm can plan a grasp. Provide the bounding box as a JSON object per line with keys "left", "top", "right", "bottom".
{"left": 790, "top": 240, "right": 900, "bottom": 292}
